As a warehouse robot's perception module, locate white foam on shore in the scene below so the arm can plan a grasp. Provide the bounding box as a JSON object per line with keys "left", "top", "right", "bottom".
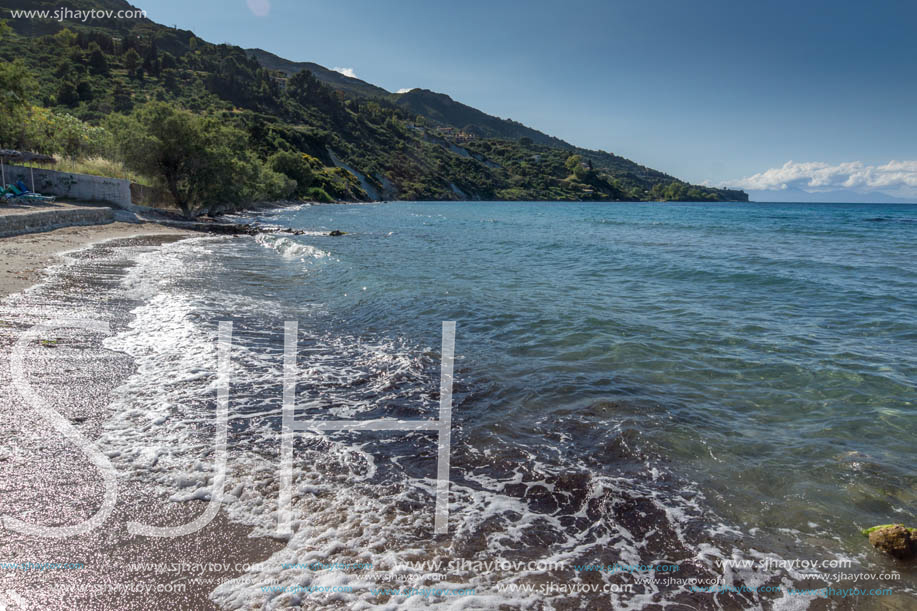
{"left": 254, "top": 233, "right": 330, "bottom": 261}
{"left": 82, "top": 236, "right": 877, "bottom": 610}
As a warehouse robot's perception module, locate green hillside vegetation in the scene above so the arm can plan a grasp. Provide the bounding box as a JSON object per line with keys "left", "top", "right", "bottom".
{"left": 390, "top": 88, "right": 569, "bottom": 148}
{"left": 245, "top": 47, "right": 391, "bottom": 99}
{"left": 0, "top": 0, "right": 746, "bottom": 216}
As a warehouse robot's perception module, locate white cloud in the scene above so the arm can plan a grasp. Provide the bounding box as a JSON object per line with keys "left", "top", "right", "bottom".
{"left": 396, "top": 88, "right": 412, "bottom": 94}
{"left": 332, "top": 67, "right": 357, "bottom": 79}
{"left": 246, "top": 0, "right": 271, "bottom": 17}
{"left": 726, "top": 160, "right": 917, "bottom": 194}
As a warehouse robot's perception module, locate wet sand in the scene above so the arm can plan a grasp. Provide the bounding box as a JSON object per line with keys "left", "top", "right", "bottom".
{"left": 0, "top": 230, "right": 286, "bottom": 610}
{"left": 0, "top": 220, "right": 199, "bottom": 299}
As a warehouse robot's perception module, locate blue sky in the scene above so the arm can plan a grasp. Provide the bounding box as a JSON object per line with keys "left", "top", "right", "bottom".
{"left": 143, "top": 0, "right": 917, "bottom": 200}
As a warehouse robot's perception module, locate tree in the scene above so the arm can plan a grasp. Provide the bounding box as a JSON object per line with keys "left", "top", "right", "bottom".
{"left": 67, "top": 46, "right": 85, "bottom": 69}
{"left": 108, "top": 103, "right": 228, "bottom": 215}
{"left": 123, "top": 48, "right": 141, "bottom": 76}
{"left": 19, "top": 107, "right": 113, "bottom": 158}
{"left": 0, "top": 59, "right": 33, "bottom": 146}
{"left": 88, "top": 43, "right": 109, "bottom": 75}
{"left": 564, "top": 154, "right": 583, "bottom": 174}
{"left": 572, "top": 164, "right": 588, "bottom": 180}
{"left": 56, "top": 81, "right": 79, "bottom": 107}
{"left": 108, "top": 102, "right": 291, "bottom": 216}
{"left": 268, "top": 151, "right": 314, "bottom": 196}
{"left": 52, "top": 28, "right": 78, "bottom": 47}
{"left": 0, "top": 60, "right": 30, "bottom": 114}
{"left": 161, "top": 68, "right": 178, "bottom": 92}
{"left": 54, "top": 59, "right": 74, "bottom": 79}
{"left": 111, "top": 81, "right": 133, "bottom": 112}
{"left": 143, "top": 47, "right": 160, "bottom": 77}
{"left": 160, "top": 51, "right": 177, "bottom": 71}
{"left": 76, "top": 80, "right": 94, "bottom": 102}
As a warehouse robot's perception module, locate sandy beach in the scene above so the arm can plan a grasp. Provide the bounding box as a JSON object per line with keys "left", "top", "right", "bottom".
{"left": 0, "top": 220, "right": 199, "bottom": 299}
{"left": 0, "top": 221, "right": 287, "bottom": 610}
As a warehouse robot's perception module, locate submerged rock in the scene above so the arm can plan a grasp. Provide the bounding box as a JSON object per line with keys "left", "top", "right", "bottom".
{"left": 185, "top": 222, "right": 308, "bottom": 237}
{"left": 864, "top": 524, "right": 917, "bottom": 560}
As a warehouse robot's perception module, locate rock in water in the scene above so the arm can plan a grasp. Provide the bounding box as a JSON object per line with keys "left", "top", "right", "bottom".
{"left": 866, "top": 525, "right": 916, "bottom": 560}
{"left": 329, "top": 230, "right": 345, "bottom": 236}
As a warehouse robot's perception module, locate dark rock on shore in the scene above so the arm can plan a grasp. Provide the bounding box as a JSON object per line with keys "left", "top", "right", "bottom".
{"left": 170, "top": 221, "right": 307, "bottom": 237}
{"left": 865, "top": 524, "right": 917, "bottom": 560}
{"left": 138, "top": 210, "right": 316, "bottom": 238}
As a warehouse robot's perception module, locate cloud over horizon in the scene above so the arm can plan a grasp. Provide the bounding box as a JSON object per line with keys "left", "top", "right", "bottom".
{"left": 727, "top": 160, "right": 917, "bottom": 195}
{"left": 396, "top": 88, "right": 412, "bottom": 94}
{"left": 332, "top": 67, "right": 357, "bottom": 78}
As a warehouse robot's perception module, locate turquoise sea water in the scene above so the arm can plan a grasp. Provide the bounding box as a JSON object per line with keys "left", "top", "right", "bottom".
{"left": 259, "top": 200, "right": 917, "bottom": 520}
{"left": 59, "top": 201, "right": 917, "bottom": 608}
{"left": 227, "top": 201, "right": 914, "bottom": 605}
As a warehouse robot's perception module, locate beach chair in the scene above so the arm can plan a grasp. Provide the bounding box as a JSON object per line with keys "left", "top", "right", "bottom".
{"left": 21, "top": 180, "right": 56, "bottom": 202}
{"left": 2, "top": 183, "right": 55, "bottom": 203}
{"left": 19, "top": 193, "right": 56, "bottom": 202}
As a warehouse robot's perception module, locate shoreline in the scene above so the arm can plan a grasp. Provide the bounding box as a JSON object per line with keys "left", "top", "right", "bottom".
{"left": 2, "top": 205, "right": 913, "bottom": 609}
{"left": 0, "top": 220, "right": 200, "bottom": 300}
{"left": 0, "top": 230, "right": 287, "bottom": 610}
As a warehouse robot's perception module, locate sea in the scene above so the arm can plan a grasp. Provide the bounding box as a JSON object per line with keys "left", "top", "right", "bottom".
{"left": 13, "top": 201, "right": 917, "bottom": 609}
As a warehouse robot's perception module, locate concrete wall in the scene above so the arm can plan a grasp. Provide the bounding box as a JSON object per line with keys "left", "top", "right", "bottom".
{"left": 0, "top": 207, "right": 114, "bottom": 238}
{"left": 2, "top": 163, "right": 136, "bottom": 210}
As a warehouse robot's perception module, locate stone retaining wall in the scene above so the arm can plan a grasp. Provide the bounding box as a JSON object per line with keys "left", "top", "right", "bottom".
{"left": 2, "top": 164, "right": 176, "bottom": 212}
{"left": 0, "top": 207, "right": 114, "bottom": 238}
{"left": 2, "top": 163, "right": 135, "bottom": 210}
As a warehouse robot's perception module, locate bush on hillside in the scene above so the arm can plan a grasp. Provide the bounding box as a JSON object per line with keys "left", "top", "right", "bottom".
{"left": 108, "top": 102, "right": 293, "bottom": 216}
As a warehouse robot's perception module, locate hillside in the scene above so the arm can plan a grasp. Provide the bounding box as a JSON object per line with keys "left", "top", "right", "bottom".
{"left": 245, "top": 47, "right": 391, "bottom": 99}
{"left": 245, "top": 49, "right": 578, "bottom": 148}
{"left": 0, "top": 0, "right": 747, "bottom": 205}
{"left": 390, "top": 89, "right": 569, "bottom": 148}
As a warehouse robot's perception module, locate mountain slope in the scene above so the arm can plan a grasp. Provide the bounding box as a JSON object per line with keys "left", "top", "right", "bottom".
{"left": 242, "top": 53, "right": 744, "bottom": 200}
{"left": 245, "top": 47, "right": 390, "bottom": 99}
{"left": 389, "top": 88, "right": 569, "bottom": 147}
{"left": 0, "top": 0, "right": 747, "bottom": 203}
{"left": 245, "top": 49, "right": 569, "bottom": 147}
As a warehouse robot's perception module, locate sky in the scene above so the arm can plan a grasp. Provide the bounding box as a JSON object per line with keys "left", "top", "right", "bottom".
{"left": 142, "top": 0, "right": 917, "bottom": 201}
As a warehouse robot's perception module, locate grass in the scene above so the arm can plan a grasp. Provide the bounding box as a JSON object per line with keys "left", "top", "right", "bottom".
{"left": 24, "top": 156, "right": 157, "bottom": 187}
{"left": 862, "top": 524, "right": 917, "bottom": 536}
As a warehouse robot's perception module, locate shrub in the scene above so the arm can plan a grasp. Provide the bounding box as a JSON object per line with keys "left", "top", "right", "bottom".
{"left": 252, "top": 161, "right": 296, "bottom": 202}
{"left": 267, "top": 150, "right": 314, "bottom": 196}
{"left": 23, "top": 107, "right": 114, "bottom": 158}
{"left": 0, "top": 59, "right": 33, "bottom": 147}
{"left": 306, "top": 186, "right": 333, "bottom": 203}
{"left": 108, "top": 102, "right": 256, "bottom": 216}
